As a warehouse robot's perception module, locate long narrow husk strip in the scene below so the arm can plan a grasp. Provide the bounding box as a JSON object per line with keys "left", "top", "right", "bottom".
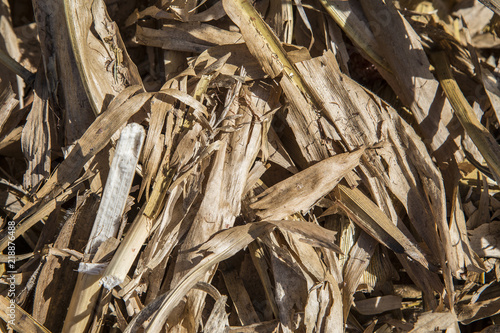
{"left": 431, "top": 49, "right": 500, "bottom": 184}
{"left": 332, "top": 184, "right": 432, "bottom": 271}
{"left": 317, "top": 0, "right": 390, "bottom": 73}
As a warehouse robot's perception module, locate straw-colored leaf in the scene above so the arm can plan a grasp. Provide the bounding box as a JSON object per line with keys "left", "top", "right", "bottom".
{"left": 0, "top": 0, "right": 24, "bottom": 96}
{"left": 0, "top": 295, "right": 51, "bottom": 333}
{"left": 33, "top": 0, "right": 95, "bottom": 143}
{"left": 481, "top": 66, "right": 500, "bottom": 127}
{"left": 478, "top": 0, "right": 500, "bottom": 15}
{"left": 21, "top": 71, "right": 52, "bottom": 190}
{"left": 340, "top": 231, "right": 377, "bottom": 321}
{"left": 318, "top": 0, "right": 389, "bottom": 72}
{"left": 63, "top": 0, "right": 143, "bottom": 114}
{"left": 126, "top": 218, "right": 346, "bottom": 333}
{"left": 251, "top": 149, "right": 365, "bottom": 220}
{"left": 0, "top": 82, "right": 18, "bottom": 134}
{"left": 166, "top": 80, "right": 267, "bottom": 330}
{"left": 458, "top": 295, "right": 500, "bottom": 324}
{"left": 33, "top": 193, "right": 99, "bottom": 332}
{"left": 431, "top": 49, "right": 500, "bottom": 184}
{"left": 294, "top": 50, "right": 455, "bottom": 307}
{"left": 135, "top": 24, "right": 242, "bottom": 53}
{"left": 409, "top": 311, "right": 457, "bottom": 332}
{"left": 331, "top": 184, "right": 431, "bottom": 270}
{"left": 359, "top": 0, "right": 462, "bottom": 165}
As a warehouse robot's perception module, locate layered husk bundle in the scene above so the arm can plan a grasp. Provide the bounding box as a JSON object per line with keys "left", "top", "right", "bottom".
{"left": 1, "top": 0, "right": 500, "bottom": 332}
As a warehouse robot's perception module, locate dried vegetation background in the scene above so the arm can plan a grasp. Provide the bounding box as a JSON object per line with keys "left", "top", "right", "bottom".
{"left": 2, "top": 0, "right": 500, "bottom": 332}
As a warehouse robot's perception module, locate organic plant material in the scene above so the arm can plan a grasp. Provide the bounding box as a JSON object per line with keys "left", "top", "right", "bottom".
{"left": 2, "top": 0, "right": 500, "bottom": 332}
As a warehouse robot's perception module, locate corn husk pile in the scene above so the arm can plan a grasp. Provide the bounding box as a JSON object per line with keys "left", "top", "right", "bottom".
{"left": 3, "top": 0, "right": 500, "bottom": 332}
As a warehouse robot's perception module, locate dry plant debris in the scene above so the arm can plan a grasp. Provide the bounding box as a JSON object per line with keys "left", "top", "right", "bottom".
{"left": 3, "top": 0, "right": 500, "bottom": 332}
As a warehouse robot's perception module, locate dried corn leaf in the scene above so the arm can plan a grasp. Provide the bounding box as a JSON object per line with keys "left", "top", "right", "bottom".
{"left": 167, "top": 140, "right": 229, "bottom": 330}
{"left": 224, "top": 0, "right": 332, "bottom": 166}
{"left": 270, "top": 220, "right": 341, "bottom": 253}
{"left": 304, "top": 282, "right": 339, "bottom": 333}
{"left": 139, "top": 93, "right": 172, "bottom": 199}
{"left": 0, "top": 82, "right": 18, "bottom": 134}
{"left": 268, "top": 238, "right": 307, "bottom": 333}
{"left": 158, "top": 88, "right": 210, "bottom": 129}
{"left": 0, "top": 101, "right": 29, "bottom": 144}
{"left": 469, "top": 221, "right": 500, "bottom": 258}
{"left": 0, "top": 295, "right": 50, "bottom": 333}
{"left": 265, "top": 0, "right": 293, "bottom": 43}
{"left": 449, "top": 184, "right": 486, "bottom": 273}
{"left": 187, "top": 1, "right": 226, "bottom": 22}
{"left": 64, "top": 0, "right": 143, "bottom": 114}
{"left": 431, "top": 50, "right": 500, "bottom": 185}
{"left": 265, "top": 127, "right": 298, "bottom": 173}
{"left": 125, "top": 6, "right": 178, "bottom": 26}
{"left": 332, "top": 184, "right": 431, "bottom": 270}
{"left": 220, "top": 264, "right": 260, "bottom": 325}
{"left": 6, "top": 0, "right": 500, "bottom": 331}
{"left": 192, "top": 44, "right": 266, "bottom": 80}
{"left": 248, "top": 240, "right": 279, "bottom": 320}
{"left": 21, "top": 70, "right": 52, "bottom": 190}
{"left": 0, "top": 0, "right": 23, "bottom": 95}
{"left": 222, "top": 0, "right": 313, "bottom": 97}
{"left": 360, "top": 0, "right": 462, "bottom": 164}
{"left": 281, "top": 230, "right": 343, "bottom": 332}
{"left": 479, "top": 0, "right": 500, "bottom": 15}
{"left": 456, "top": 2, "right": 494, "bottom": 36}
{"left": 168, "top": 0, "right": 198, "bottom": 20}
{"left": 127, "top": 2, "right": 225, "bottom": 26}
{"left": 279, "top": 74, "right": 330, "bottom": 165}
{"left": 318, "top": 0, "right": 389, "bottom": 72}
{"left": 0, "top": 184, "right": 23, "bottom": 215}
{"left": 7, "top": 87, "right": 150, "bottom": 255}
{"left": 33, "top": 193, "right": 99, "bottom": 332}
{"left": 458, "top": 295, "right": 500, "bottom": 324}
{"left": 341, "top": 231, "right": 378, "bottom": 321}
{"left": 409, "top": 311, "right": 457, "bottom": 332}
{"left": 0, "top": 179, "right": 85, "bottom": 251}
{"left": 101, "top": 78, "right": 215, "bottom": 291}
{"left": 33, "top": 0, "right": 95, "bottom": 144}
{"left": 251, "top": 149, "right": 365, "bottom": 220}
{"left": 63, "top": 123, "right": 145, "bottom": 332}
{"left": 204, "top": 294, "right": 229, "bottom": 332}
{"left": 135, "top": 24, "right": 242, "bottom": 53}
{"left": 0, "top": 125, "right": 21, "bottom": 153}
{"left": 481, "top": 66, "right": 500, "bottom": 126}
